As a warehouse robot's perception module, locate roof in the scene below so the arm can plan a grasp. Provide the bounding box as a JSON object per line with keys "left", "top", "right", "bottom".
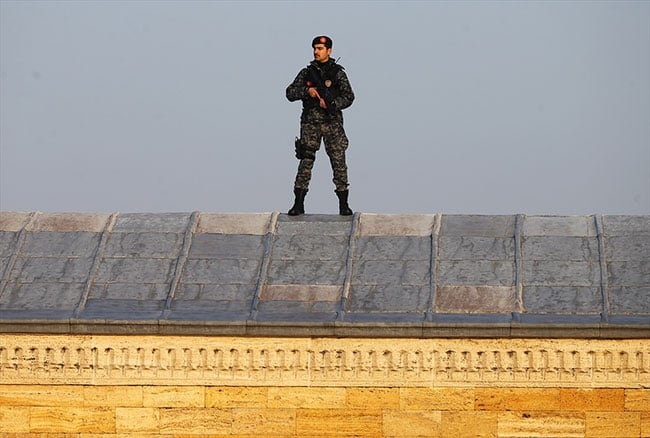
{"left": 0, "top": 211, "right": 648, "bottom": 337}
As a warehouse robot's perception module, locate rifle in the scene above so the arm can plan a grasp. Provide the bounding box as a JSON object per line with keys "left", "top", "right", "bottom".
{"left": 307, "top": 65, "right": 337, "bottom": 115}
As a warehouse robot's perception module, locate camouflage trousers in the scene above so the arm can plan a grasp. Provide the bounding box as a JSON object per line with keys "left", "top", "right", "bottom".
{"left": 293, "top": 121, "right": 349, "bottom": 191}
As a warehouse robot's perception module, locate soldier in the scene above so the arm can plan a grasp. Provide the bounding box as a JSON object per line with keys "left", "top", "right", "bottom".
{"left": 286, "top": 35, "right": 355, "bottom": 216}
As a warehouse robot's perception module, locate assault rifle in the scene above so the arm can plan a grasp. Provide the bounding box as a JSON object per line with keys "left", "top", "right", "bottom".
{"left": 307, "top": 65, "right": 337, "bottom": 115}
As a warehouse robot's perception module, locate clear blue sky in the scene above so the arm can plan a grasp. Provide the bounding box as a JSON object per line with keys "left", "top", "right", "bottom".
{"left": 1, "top": 0, "right": 649, "bottom": 215}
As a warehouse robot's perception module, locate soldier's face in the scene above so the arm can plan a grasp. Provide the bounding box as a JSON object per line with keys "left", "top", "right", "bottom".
{"left": 313, "top": 44, "right": 331, "bottom": 63}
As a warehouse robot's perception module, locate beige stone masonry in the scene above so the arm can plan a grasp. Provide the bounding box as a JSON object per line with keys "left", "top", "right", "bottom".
{"left": 0, "top": 384, "right": 647, "bottom": 436}
{"left": 196, "top": 212, "right": 273, "bottom": 235}
{"left": 3, "top": 212, "right": 114, "bottom": 232}
{"left": 357, "top": 213, "right": 437, "bottom": 236}
{"left": 1, "top": 335, "right": 648, "bottom": 388}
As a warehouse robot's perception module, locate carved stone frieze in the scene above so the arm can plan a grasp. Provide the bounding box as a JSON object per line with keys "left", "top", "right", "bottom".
{"left": 0, "top": 335, "right": 648, "bottom": 388}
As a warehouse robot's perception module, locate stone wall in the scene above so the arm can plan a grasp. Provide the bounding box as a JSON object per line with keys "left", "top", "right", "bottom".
{"left": 1, "top": 334, "right": 649, "bottom": 437}
{"left": 1, "top": 212, "right": 648, "bottom": 436}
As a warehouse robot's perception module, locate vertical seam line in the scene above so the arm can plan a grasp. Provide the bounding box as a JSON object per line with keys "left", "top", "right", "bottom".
{"left": 595, "top": 214, "right": 609, "bottom": 323}
{"left": 161, "top": 211, "right": 200, "bottom": 319}
{"left": 0, "top": 211, "right": 40, "bottom": 301}
{"left": 337, "top": 212, "right": 360, "bottom": 321}
{"left": 513, "top": 214, "right": 525, "bottom": 317}
{"left": 426, "top": 213, "right": 442, "bottom": 322}
{"left": 73, "top": 212, "right": 119, "bottom": 318}
{"left": 249, "top": 211, "right": 279, "bottom": 321}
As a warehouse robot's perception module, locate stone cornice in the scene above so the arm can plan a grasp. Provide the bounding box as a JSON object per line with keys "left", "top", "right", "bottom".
{"left": 1, "top": 335, "right": 648, "bottom": 388}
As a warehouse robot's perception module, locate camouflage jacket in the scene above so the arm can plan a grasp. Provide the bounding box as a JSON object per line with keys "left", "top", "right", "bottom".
{"left": 286, "top": 58, "right": 355, "bottom": 124}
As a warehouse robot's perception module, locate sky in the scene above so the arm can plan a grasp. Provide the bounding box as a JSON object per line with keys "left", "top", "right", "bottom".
{"left": 1, "top": 0, "right": 649, "bottom": 216}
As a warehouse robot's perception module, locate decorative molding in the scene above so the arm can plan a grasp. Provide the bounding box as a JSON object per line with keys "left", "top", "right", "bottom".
{"left": 1, "top": 335, "right": 648, "bottom": 388}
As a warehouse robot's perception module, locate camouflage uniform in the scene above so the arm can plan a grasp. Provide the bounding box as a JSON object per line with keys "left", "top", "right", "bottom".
{"left": 286, "top": 58, "right": 355, "bottom": 191}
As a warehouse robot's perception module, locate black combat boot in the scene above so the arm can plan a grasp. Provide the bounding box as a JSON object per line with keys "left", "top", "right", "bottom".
{"left": 288, "top": 188, "right": 307, "bottom": 216}
{"left": 336, "top": 190, "right": 353, "bottom": 216}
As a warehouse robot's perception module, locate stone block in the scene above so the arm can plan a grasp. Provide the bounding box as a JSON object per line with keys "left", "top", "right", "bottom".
{"left": 438, "top": 260, "right": 515, "bottom": 286}
{"left": 170, "top": 299, "right": 252, "bottom": 315}
{"left": 267, "top": 260, "right": 346, "bottom": 284}
{"left": 0, "top": 211, "right": 33, "bottom": 231}
{"left": 22, "top": 231, "right": 101, "bottom": 257}
{"left": 382, "top": 410, "right": 441, "bottom": 437}
{"left": 12, "top": 256, "right": 94, "bottom": 282}
{"left": 348, "top": 285, "right": 429, "bottom": 312}
{"left": 115, "top": 407, "right": 159, "bottom": 433}
{"left": 610, "top": 287, "right": 650, "bottom": 315}
{"left": 358, "top": 213, "right": 435, "bottom": 236}
{"left": 439, "top": 236, "right": 514, "bottom": 261}
{"left": 0, "top": 257, "right": 10, "bottom": 281}
{"left": 0, "top": 231, "right": 18, "bottom": 257}
{"left": 608, "top": 261, "right": 650, "bottom": 286}
{"left": 0, "top": 385, "right": 84, "bottom": 407}
{"left": 346, "top": 388, "right": 400, "bottom": 409}
{"left": 523, "top": 286, "right": 602, "bottom": 314}
{"left": 523, "top": 260, "right": 600, "bottom": 286}
{"left": 606, "top": 236, "right": 650, "bottom": 261}
{"left": 603, "top": 215, "right": 650, "bottom": 235}
{"left": 30, "top": 212, "right": 111, "bottom": 232}
{"left": 84, "top": 385, "right": 143, "bottom": 407}
{"left": 158, "top": 407, "right": 231, "bottom": 434}
{"left": 296, "top": 408, "right": 382, "bottom": 436}
{"left": 182, "top": 258, "right": 261, "bottom": 284}
{"left": 436, "top": 286, "right": 515, "bottom": 313}
{"left": 643, "top": 412, "right": 650, "bottom": 438}
{"left": 232, "top": 408, "right": 297, "bottom": 435}
{"left": 30, "top": 407, "right": 115, "bottom": 433}
{"left": 276, "top": 215, "right": 353, "bottom": 236}
{"left": 523, "top": 215, "right": 596, "bottom": 236}
{"left": 355, "top": 236, "right": 431, "bottom": 260}
{"left": 268, "top": 387, "right": 346, "bottom": 409}
{"left": 261, "top": 284, "right": 342, "bottom": 302}
{"left": 441, "top": 215, "right": 516, "bottom": 237}
{"left": 441, "top": 411, "right": 497, "bottom": 438}
{"left": 104, "top": 232, "right": 184, "bottom": 258}
{"left": 143, "top": 386, "right": 204, "bottom": 408}
{"left": 96, "top": 257, "right": 175, "bottom": 283}
{"left": 175, "top": 283, "right": 256, "bottom": 301}
{"left": 189, "top": 233, "right": 265, "bottom": 257}
{"left": 206, "top": 386, "right": 268, "bottom": 408}
{"left": 585, "top": 412, "right": 641, "bottom": 437}
{"left": 272, "top": 234, "right": 350, "bottom": 260}
{"left": 256, "top": 299, "right": 339, "bottom": 315}
{"left": 352, "top": 260, "right": 430, "bottom": 286}
{"left": 497, "top": 411, "right": 585, "bottom": 438}
{"left": 625, "top": 389, "right": 650, "bottom": 411}
{"left": 81, "top": 298, "right": 165, "bottom": 318}
{"left": 0, "top": 282, "right": 85, "bottom": 309}
{"left": 523, "top": 236, "right": 599, "bottom": 261}
{"left": 89, "top": 282, "right": 170, "bottom": 300}
{"left": 560, "top": 388, "right": 625, "bottom": 411}
{"left": 112, "top": 212, "right": 191, "bottom": 233}
{"left": 475, "top": 388, "right": 561, "bottom": 411}
{"left": 197, "top": 212, "right": 272, "bottom": 235}
{"left": 400, "top": 388, "right": 474, "bottom": 411}
{"left": 0, "top": 406, "right": 30, "bottom": 433}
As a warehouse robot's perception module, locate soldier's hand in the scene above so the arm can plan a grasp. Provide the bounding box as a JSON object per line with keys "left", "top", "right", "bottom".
{"left": 319, "top": 98, "right": 327, "bottom": 109}
{"left": 308, "top": 87, "right": 320, "bottom": 99}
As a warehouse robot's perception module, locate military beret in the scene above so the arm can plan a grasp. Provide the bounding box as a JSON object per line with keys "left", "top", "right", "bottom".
{"left": 312, "top": 36, "right": 332, "bottom": 48}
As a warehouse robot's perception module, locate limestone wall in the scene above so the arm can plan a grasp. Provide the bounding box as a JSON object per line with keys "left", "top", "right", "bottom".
{"left": 1, "top": 334, "right": 648, "bottom": 437}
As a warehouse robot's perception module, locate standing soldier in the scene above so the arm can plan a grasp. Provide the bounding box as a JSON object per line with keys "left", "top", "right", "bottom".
{"left": 286, "top": 35, "right": 355, "bottom": 216}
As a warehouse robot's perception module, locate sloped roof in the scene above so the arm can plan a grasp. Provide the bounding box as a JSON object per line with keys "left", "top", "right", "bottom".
{"left": 0, "top": 212, "right": 648, "bottom": 337}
